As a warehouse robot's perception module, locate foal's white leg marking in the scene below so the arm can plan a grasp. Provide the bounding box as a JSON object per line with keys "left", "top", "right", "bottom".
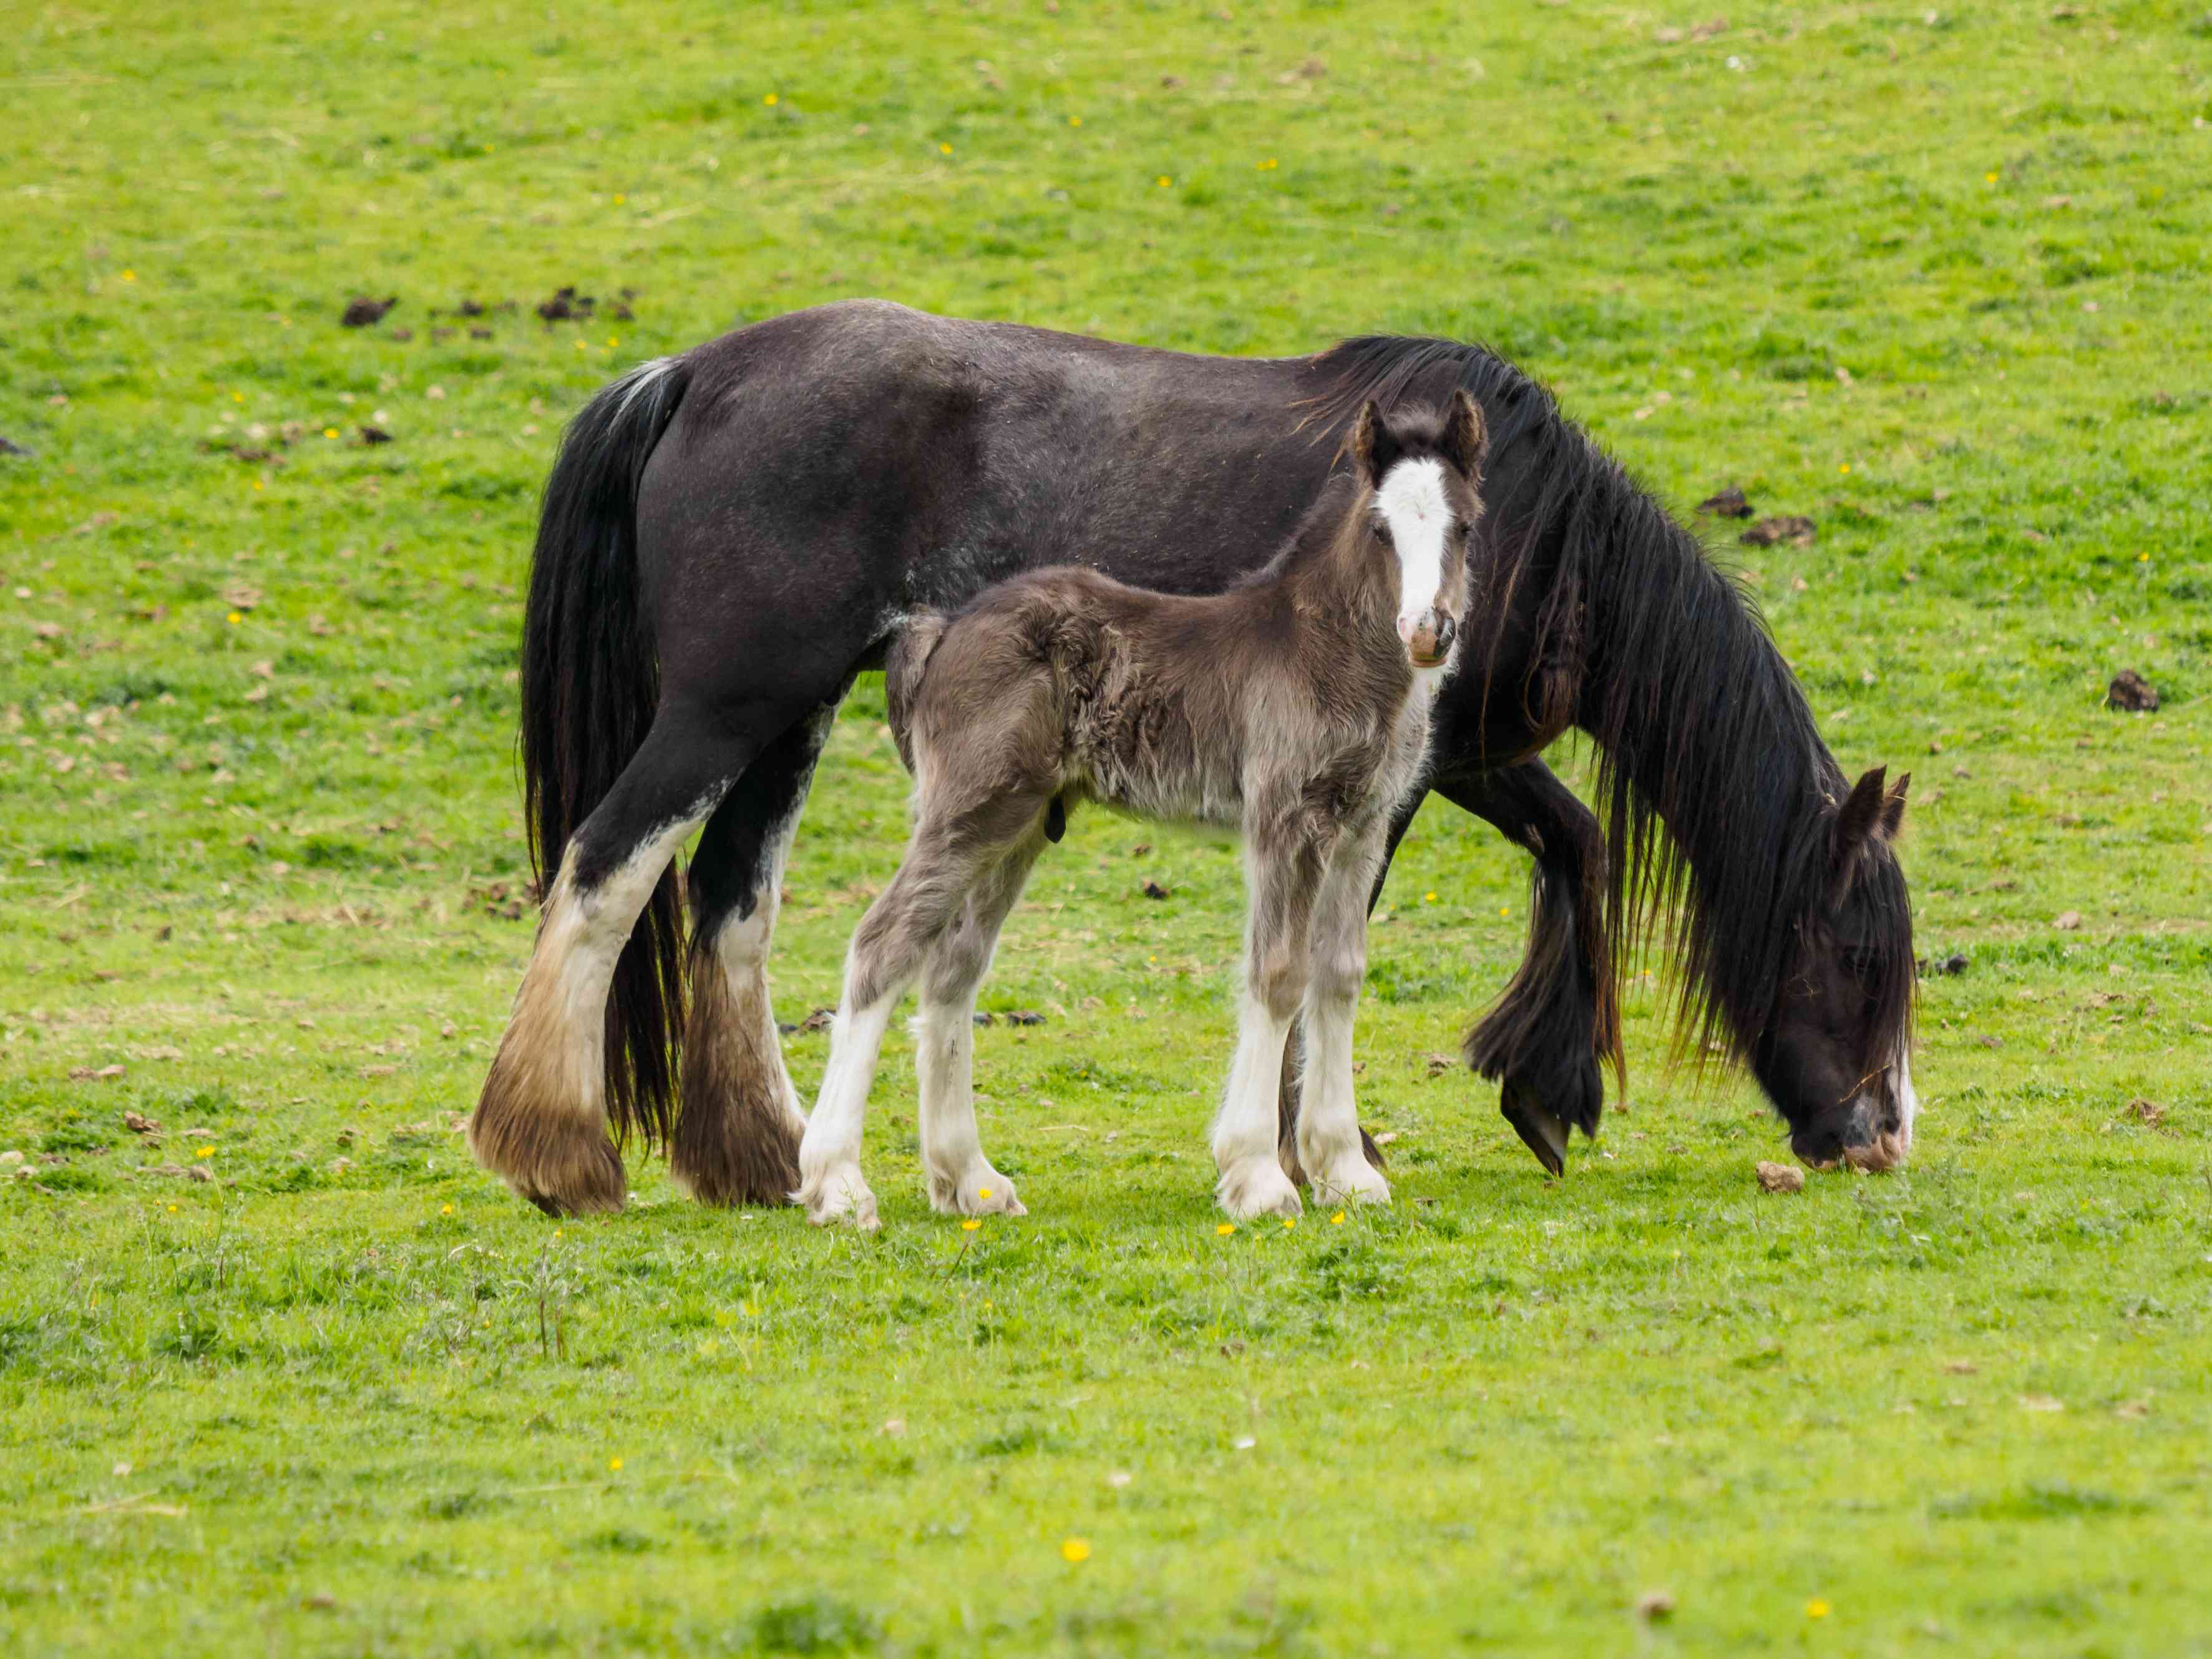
{"left": 795, "top": 979, "right": 893, "bottom": 1231}
{"left": 507, "top": 815, "right": 704, "bottom": 1125}
{"left": 1297, "top": 858, "right": 1391, "bottom": 1208}
{"left": 1214, "top": 988, "right": 1302, "bottom": 1220}
{"left": 915, "top": 995, "right": 1024, "bottom": 1217}
{"left": 1373, "top": 457, "right": 1452, "bottom": 642}
{"left": 1893, "top": 1051, "right": 1918, "bottom": 1152}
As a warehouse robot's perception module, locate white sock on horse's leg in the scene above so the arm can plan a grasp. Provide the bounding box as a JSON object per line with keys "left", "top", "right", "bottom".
{"left": 1214, "top": 988, "right": 1302, "bottom": 1220}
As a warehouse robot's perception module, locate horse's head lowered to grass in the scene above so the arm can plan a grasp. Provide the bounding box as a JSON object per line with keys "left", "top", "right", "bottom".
{"left": 1753, "top": 765, "right": 1917, "bottom": 1170}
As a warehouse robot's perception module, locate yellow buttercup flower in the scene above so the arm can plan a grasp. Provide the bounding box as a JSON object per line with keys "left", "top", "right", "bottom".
{"left": 608, "top": 1456, "right": 623, "bottom": 1472}
{"left": 764, "top": 93, "right": 779, "bottom": 105}
{"left": 1806, "top": 1598, "right": 1830, "bottom": 1619}
{"left": 1061, "top": 1537, "right": 1091, "bottom": 1562}
{"left": 962, "top": 1218, "right": 982, "bottom": 1232}
{"left": 1330, "top": 1211, "right": 1346, "bottom": 1225}
{"left": 1216, "top": 1222, "right": 1235, "bottom": 1236}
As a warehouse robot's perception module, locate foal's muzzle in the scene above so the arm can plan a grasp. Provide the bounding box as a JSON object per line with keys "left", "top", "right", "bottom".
{"left": 1404, "top": 610, "right": 1456, "bottom": 669}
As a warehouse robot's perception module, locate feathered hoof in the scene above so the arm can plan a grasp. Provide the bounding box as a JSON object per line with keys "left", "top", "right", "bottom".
{"left": 1500, "top": 1081, "right": 1571, "bottom": 1178}
{"left": 468, "top": 1086, "right": 626, "bottom": 1217}
{"left": 670, "top": 1096, "right": 803, "bottom": 1209}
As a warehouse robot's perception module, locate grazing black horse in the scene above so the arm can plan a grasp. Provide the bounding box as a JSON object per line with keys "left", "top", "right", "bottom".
{"left": 469, "top": 301, "right": 1917, "bottom": 1217}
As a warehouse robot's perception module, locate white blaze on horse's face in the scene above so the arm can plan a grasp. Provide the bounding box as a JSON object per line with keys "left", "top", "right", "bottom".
{"left": 1373, "top": 457, "right": 1459, "bottom": 669}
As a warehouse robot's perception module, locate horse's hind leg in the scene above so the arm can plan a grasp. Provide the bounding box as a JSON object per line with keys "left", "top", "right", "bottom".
{"left": 470, "top": 714, "right": 751, "bottom": 1215}
{"left": 670, "top": 702, "right": 839, "bottom": 1207}
{"left": 915, "top": 821, "right": 1049, "bottom": 1218}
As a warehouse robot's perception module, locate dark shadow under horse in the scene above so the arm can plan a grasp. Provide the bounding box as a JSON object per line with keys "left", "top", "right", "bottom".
{"left": 469, "top": 300, "right": 1917, "bottom": 1217}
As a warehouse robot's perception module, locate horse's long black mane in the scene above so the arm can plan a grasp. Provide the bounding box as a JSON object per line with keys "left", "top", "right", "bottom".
{"left": 1312, "top": 336, "right": 1912, "bottom": 1069}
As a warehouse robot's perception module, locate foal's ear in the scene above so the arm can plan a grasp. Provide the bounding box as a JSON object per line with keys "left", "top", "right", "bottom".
{"left": 1442, "top": 389, "right": 1489, "bottom": 480}
{"left": 1351, "top": 399, "right": 1402, "bottom": 485}
{"left": 1831, "top": 765, "right": 1895, "bottom": 870}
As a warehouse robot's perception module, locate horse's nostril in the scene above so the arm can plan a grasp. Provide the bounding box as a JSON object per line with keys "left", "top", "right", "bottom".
{"left": 1433, "top": 614, "right": 1456, "bottom": 655}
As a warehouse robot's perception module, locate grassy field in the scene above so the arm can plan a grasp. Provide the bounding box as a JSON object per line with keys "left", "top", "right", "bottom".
{"left": 4, "top": 1, "right": 2210, "bottom": 1653}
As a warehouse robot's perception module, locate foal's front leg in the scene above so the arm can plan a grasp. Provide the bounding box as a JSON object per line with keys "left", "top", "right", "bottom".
{"left": 1214, "top": 828, "right": 1325, "bottom": 1221}
{"left": 1297, "top": 827, "right": 1393, "bottom": 1208}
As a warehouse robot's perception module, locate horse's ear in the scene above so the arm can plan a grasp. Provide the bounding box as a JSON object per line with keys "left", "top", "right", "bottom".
{"left": 1352, "top": 399, "right": 1400, "bottom": 484}
{"left": 1443, "top": 389, "right": 1489, "bottom": 480}
{"left": 1832, "top": 766, "right": 1891, "bottom": 870}
{"left": 1880, "top": 771, "right": 1910, "bottom": 840}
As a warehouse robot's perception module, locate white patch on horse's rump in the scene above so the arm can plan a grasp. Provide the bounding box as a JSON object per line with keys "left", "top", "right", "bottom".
{"left": 1372, "top": 457, "right": 1454, "bottom": 640}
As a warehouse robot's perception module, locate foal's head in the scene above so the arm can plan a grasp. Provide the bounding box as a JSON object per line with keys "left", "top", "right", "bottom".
{"left": 1349, "top": 392, "right": 1488, "bottom": 672}
{"left": 1755, "top": 767, "right": 1919, "bottom": 1170}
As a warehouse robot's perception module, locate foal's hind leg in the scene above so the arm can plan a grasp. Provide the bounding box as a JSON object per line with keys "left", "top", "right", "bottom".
{"left": 671, "top": 703, "right": 837, "bottom": 1207}
{"left": 471, "top": 716, "right": 749, "bottom": 1215}
{"left": 798, "top": 798, "right": 1039, "bottom": 1227}
{"left": 915, "top": 824, "right": 1048, "bottom": 1218}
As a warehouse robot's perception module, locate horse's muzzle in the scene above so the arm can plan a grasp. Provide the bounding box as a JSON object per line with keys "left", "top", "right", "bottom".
{"left": 1405, "top": 611, "right": 1456, "bottom": 669}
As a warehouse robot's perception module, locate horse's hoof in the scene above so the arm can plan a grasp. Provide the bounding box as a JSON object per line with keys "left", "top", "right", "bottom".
{"left": 1501, "top": 1086, "right": 1570, "bottom": 1177}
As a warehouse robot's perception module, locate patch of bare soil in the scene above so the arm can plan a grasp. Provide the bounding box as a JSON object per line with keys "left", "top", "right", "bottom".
{"left": 1741, "top": 515, "right": 1815, "bottom": 548}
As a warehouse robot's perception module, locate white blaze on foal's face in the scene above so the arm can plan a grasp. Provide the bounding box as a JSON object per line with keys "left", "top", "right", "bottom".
{"left": 1373, "top": 457, "right": 1458, "bottom": 663}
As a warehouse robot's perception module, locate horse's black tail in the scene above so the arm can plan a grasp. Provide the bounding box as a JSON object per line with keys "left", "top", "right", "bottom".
{"left": 519, "top": 356, "right": 693, "bottom": 1148}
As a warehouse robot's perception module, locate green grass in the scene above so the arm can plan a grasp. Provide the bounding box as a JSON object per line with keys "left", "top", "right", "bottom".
{"left": 4, "top": 2, "right": 2211, "bottom": 1653}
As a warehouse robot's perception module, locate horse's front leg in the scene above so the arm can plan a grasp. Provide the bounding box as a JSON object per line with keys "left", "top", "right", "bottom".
{"left": 1216, "top": 819, "right": 1326, "bottom": 1221}
{"left": 1295, "top": 824, "right": 1393, "bottom": 1208}
{"left": 1433, "top": 756, "right": 1618, "bottom": 1175}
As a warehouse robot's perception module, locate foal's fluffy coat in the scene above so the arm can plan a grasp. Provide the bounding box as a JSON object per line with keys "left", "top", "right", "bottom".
{"left": 794, "top": 396, "right": 1489, "bottom": 1227}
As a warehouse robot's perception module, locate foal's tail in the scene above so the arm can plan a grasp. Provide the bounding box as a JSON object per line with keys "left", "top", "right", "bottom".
{"left": 519, "top": 355, "right": 693, "bottom": 1146}
{"left": 884, "top": 607, "right": 950, "bottom": 774}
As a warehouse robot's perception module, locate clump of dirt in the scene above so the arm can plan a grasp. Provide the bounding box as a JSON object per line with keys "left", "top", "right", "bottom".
{"left": 1695, "top": 485, "right": 1752, "bottom": 518}
{"left": 1141, "top": 880, "right": 1172, "bottom": 900}
{"left": 1926, "top": 952, "right": 1968, "bottom": 976}
{"left": 1005, "top": 1009, "right": 1046, "bottom": 1026}
{"left": 356, "top": 425, "right": 393, "bottom": 445}
{"left": 2124, "top": 1097, "right": 2168, "bottom": 1128}
{"left": 470, "top": 880, "right": 532, "bottom": 921}
{"left": 342, "top": 295, "right": 397, "bottom": 328}
{"left": 537, "top": 286, "right": 595, "bottom": 322}
{"left": 537, "top": 285, "right": 637, "bottom": 323}
{"left": 2105, "top": 669, "right": 2159, "bottom": 712}
{"left": 1755, "top": 1160, "right": 1805, "bottom": 1194}
{"left": 798, "top": 1006, "right": 836, "bottom": 1033}
{"left": 1741, "top": 515, "right": 1816, "bottom": 548}
{"left": 0, "top": 434, "right": 32, "bottom": 458}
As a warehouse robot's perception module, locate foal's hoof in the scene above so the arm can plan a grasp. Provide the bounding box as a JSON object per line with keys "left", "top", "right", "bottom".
{"left": 927, "top": 1164, "right": 1026, "bottom": 1218}
{"left": 1307, "top": 1154, "right": 1391, "bottom": 1209}
{"left": 796, "top": 1165, "right": 881, "bottom": 1232}
{"left": 1217, "top": 1159, "right": 1302, "bottom": 1222}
